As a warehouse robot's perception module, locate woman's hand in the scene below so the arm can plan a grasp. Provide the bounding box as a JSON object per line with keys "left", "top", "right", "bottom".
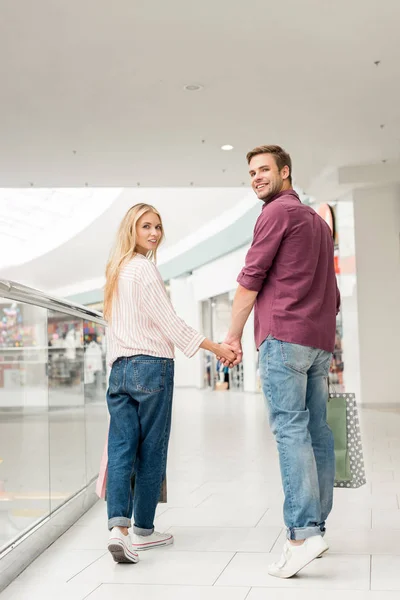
{"left": 199, "top": 339, "right": 236, "bottom": 367}
{"left": 214, "top": 342, "right": 237, "bottom": 366}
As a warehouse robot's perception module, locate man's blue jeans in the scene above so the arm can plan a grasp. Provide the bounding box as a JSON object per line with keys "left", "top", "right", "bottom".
{"left": 259, "top": 336, "right": 335, "bottom": 540}
{"left": 106, "top": 355, "right": 174, "bottom": 534}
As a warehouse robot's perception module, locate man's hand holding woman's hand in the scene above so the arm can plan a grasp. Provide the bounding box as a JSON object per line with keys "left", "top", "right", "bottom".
{"left": 218, "top": 335, "right": 243, "bottom": 367}
{"left": 215, "top": 342, "right": 237, "bottom": 367}
{"left": 199, "top": 338, "right": 239, "bottom": 368}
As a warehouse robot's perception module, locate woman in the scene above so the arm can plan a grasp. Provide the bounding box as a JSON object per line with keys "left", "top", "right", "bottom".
{"left": 103, "top": 203, "right": 236, "bottom": 564}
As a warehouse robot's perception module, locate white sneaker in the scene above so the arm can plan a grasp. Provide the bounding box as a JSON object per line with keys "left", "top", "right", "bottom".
{"left": 131, "top": 530, "right": 174, "bottom": 551}
{"left": 268, "top": 535, "right": 328, "bottom": 578}
{"left": 108, "top": 528, "right": 140, "bottom": 563}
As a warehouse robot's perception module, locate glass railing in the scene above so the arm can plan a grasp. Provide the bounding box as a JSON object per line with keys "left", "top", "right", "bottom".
{"left": 0, "top": 281, "right": 108, "bottom": 555}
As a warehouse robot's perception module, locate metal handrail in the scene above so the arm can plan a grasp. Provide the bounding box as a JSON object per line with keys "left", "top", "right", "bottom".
{"left": 0, "top": 279, "right": 106, "bottom": 325}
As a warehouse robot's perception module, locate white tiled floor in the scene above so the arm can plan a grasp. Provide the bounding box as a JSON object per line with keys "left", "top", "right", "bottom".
{"left": 1, "top": 389, "right": 400, "bottom": 599}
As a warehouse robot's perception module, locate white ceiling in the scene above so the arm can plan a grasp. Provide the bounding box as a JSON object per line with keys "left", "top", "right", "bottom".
{"left": 0, "top": 189, "right": 120, "bottom": 269}
{"left": 0, "top": 188, "right": 249, "bottom": 292}
{"left": 1, "top": 0, "right": 399, "bottom": 192}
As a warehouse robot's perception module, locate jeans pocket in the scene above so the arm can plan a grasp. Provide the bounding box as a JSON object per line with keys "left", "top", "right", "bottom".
{"left": 108, "top": 360, "right": 123, "bottom": 394}
{"left": 321, "top": 352, "right": 333, "bottom": 377}
{"left": 279, "top": 341, "right": 313, "bottom": 374}
{"left": 133, "top": 359, "right": 167, "bottom": 393}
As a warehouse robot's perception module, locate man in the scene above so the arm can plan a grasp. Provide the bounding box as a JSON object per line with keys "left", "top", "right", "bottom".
{"left": 223, "top": 145, "right": 340, "bottom": 578}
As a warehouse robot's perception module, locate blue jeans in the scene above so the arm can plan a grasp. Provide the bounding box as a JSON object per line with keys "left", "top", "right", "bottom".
{"left": 106, "top": 355, "right": 174, "bottom": 534}
{"left": 259, "top": 336, "right": 335, "bottom": 541}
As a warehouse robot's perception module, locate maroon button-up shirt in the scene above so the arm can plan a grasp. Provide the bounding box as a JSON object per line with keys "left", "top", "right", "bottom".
{"left": 237, "top": 190, "right": 340, "bottom": 353}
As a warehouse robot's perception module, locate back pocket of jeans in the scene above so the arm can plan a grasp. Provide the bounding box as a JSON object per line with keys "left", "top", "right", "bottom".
{"left": 279, "top": 341, "right": 313, "bottom": 374}
{"left": 133, "top": 359, "right": 166, "bottom": 393}
{"left": 108, "top": 360, "right": 123, "bottom": 394}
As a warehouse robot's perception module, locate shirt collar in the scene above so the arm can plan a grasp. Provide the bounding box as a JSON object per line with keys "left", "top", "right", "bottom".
{"left": 261, "top": 189, "right": 300, "bottom": 209}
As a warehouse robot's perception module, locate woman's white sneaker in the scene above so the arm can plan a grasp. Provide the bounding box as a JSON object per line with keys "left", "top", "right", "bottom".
{"left": 131, "top": 530, "right": 174, "bottom": 551}
{"left": 268, "top": 535, "right": 328, "bottom": 578}
{"left": 108, "top": 528, "right": 140, "bottom": 563}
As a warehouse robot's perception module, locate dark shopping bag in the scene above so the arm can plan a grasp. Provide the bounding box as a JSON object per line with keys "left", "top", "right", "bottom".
{"left": 131, "top": 474, "right": 167, "bottom": 503}
{"left": 327, "top": 392, "right": 367, "bottom": 488}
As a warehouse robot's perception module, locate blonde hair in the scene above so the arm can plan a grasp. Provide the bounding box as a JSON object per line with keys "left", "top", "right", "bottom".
{"left": 104, "top": 203, "right": 164, "bottom": 321}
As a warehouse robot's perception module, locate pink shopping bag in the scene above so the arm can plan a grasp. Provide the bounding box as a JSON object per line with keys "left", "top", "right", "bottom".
{"left": 96, "top": 439, "right": 108, "bottom": 499}
{"left": 95, "top": 436, "right": 168, "bottom": 502}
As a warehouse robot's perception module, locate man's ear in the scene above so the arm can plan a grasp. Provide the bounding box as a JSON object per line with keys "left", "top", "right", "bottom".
{"left": 281, "top": 165, "right": 290, "bottom": 180}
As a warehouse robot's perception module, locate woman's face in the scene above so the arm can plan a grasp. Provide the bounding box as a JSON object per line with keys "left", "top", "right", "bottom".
{"left": 135, "top": 211, "right": 163, "bottom": 255}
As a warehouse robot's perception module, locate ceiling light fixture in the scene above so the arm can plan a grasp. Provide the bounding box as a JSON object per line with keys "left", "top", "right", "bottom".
{"left": 221, "top": 144, "right": 234, "bottom": 151}
{"left": 184, "top": 84, "right": 203, "bottom": 92}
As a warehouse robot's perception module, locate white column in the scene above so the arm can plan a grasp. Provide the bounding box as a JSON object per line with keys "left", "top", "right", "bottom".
{"left": 169, "top": 276, "right": 203, "bottom": 389}
{"left": 352, "top": 184, "right": 400, "bottom": 405}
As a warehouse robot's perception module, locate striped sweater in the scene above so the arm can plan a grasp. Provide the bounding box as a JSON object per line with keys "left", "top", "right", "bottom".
{"left": 107, "top": 253, "right": 205, "bottom": 365}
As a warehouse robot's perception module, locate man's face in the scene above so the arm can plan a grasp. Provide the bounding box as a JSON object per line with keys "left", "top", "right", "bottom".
{"left": 249, "top": 153, "right": 289, "bottom": 202}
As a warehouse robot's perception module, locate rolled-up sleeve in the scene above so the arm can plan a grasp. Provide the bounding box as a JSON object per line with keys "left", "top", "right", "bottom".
{"left": 237, "top": 203, "right": 289, "bottom": 292}
{"left": 141, "top": 262, "right": 205, "bottom": 357}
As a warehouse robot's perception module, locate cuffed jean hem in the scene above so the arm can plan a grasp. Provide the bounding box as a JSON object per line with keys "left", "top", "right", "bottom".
{"left": 286, "top": 526, "right": 322, "bottom": 541}
{"left": 133, "top": 525, "right": 154, "bottom": 536}
{"left": 108, "top": 517, "right": 131, "bottom": 531}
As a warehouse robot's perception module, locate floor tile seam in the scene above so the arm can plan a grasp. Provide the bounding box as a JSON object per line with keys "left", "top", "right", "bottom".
{"left": 66, "top": 551, "right": 108, "bottom": 583}
{"left": 189, "top": 481, "right": 211, "bottom": 495}
{"left": 91, "top": 581, "right": 250, "bottom": 588}
{"left": 35, "top": 548, "right": 400, "bottom": 556}
{"left": 161, "top": 549, "right": 274, "bottom": 555}
{"left": 158, "top": 525, "right": 275, "bottom": 529}
{"left": 211, "top": 551, "right": 238, "bottom": 586}
{"left": 163, "top": 549, "right": 281, "bottom": 554}
{"left": 217, "top": 550, "right": 371, "bottom": 556}
{"left": 254, "top": 508, "right": 270, "bottom": 527}
{"left": 216, "top": 584, "right": 372, "bottom": 591}
{"left": 82, "top": 583, "right": 102, "bottom": 599}
{"left": 247, "top": 585, "right": 372, "bottom": 592}
{"left": 269, "top": 528, "right": 284, "bottom": 553}
{"left": 194, "top": 494, "right": 213, "bottom": 508}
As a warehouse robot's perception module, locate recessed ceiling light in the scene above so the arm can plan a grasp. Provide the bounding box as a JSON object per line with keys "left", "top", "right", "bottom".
{"left": 184, "top": 84, "right": 203, "bottom": 92}
{"left": 221, "top": 144, "right": 234, "bottom": 151}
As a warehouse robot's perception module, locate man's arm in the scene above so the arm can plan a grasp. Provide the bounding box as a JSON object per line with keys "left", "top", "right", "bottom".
{"left": 229, "top": 285, "right": 258, "bottom": 339}
{"left": 222, "top": 285, "right": 258, "bottom": 366}
{"left": 221, "top": 202, "right": 289, "bottom": 366}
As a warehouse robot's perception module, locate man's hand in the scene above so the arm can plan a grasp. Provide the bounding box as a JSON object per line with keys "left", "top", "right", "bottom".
{"left": 219, "top": 336, "right": 243, "bottom": 367}
{"left": 215, "top": 342, "right": 237, "bottom": 366}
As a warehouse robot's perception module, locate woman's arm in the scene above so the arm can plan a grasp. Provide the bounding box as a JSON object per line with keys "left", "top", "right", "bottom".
{"left": 199, "top": 339, "right": 236, "bottom": 364}
{"left": 141, "top": 262, "right": 236, "bottom": 363}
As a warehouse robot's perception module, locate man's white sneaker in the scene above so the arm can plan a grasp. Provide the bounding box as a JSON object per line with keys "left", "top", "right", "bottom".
{"left": 108, "top": 528, "right": 140, "bottom": 563}
{"left": 268, "top": 535, "right": 328, "bottom": 578}
{"left": 131, "top": 530, "right": 174, "bottom": 551}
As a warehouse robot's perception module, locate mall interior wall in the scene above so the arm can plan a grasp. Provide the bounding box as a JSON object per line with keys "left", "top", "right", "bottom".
{"left": 353, "top": 184, "right": 400, "bottom": 406}
{"left": 334, "top": 199, "right": 361, "bottom": 402}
